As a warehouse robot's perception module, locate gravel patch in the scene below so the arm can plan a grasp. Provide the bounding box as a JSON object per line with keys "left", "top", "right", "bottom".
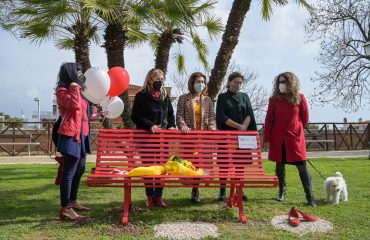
{"left": 154, "top": 222, "right": 218, "bottom": 240}
{"left": 271, "top": 215, "right": 333, "bottom": 236}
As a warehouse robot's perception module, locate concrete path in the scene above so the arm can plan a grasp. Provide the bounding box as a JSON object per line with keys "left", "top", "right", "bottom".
{"left": 0, "top": 150, "right": 368, "bottom": 164}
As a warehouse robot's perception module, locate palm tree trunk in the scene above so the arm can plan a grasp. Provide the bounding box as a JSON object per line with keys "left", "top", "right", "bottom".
{"left": 155, "top": 31, "right": 174, "bottom": 77}
{"left": 207, "top": 0, "right": 252, "bottom": 100}
{"left": 73, "top": 22, "right": 92, "bottom": 73}
{"left": 103, "top": 23, "right": 134, "bottom": 129}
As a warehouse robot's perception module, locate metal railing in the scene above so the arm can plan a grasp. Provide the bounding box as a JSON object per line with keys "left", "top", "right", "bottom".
{"left": 0, "top": 121, "right": 369, "bottom": 156}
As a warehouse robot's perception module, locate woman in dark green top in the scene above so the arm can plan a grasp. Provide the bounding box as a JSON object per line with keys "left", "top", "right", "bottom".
{"left": 216, "top": 72, "right": 257, "bottom": 201}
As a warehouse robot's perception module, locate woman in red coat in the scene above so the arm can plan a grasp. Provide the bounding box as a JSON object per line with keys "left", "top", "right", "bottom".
{"left": 264, "top": 72, "right": 316, "bottom": 207}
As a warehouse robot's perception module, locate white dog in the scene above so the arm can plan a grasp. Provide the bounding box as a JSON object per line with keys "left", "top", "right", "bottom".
{"left": 324, "top": 172, "right": 348, "bottom": 204}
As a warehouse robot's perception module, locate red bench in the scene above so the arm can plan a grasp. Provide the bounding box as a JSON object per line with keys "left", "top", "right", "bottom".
{"left": 87, "top": 129, "right": 278, "bottom": 225}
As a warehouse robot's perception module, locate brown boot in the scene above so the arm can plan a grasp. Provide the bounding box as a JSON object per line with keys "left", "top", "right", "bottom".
{"left": 70, "top": 201, "right": 90, "bottom": 211}
{"left": 59, "top": 206, "right": 86, "bottom": 221}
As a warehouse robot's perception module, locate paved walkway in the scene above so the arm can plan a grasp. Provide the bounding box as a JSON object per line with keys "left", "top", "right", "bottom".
{"left": 0, "top": 150, "right": 368, "bottom": 164}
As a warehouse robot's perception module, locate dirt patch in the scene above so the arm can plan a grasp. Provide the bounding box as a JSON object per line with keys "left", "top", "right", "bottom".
{"left": 271, "top": 215, "right": 333, "bottom": 236}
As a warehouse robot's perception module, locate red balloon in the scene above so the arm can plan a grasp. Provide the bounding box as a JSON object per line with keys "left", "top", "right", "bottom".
{"left": 107, "top": 67, "right": 130, "bottom": 97}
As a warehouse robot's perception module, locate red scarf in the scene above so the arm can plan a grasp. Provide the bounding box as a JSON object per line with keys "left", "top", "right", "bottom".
{"left": 151, "top": 90, "right": 161, "bottom": 100}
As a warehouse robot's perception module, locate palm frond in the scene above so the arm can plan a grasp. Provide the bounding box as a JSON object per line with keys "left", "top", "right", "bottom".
{"left": 173, "top": 52, "right": 185, "bottom": 74}
{"left": 192, "top": 33, "right": 209, "bottom": 70}
{"left": 294, "top": 0, "right": 313, "bottom": 11}
{"left": 54, "top": 37, "right": 74, "bottom": 50}
{"left": 126, "top": 26, "right": 148, "bottom": 48}
{"left": 82, "top": 0, "right": 129, "bottom": 24}
{"left": 91, "top": 31, "right": 100, "bottom": 45}
{"left": 202, "top": 14, "right": 223, "bottom": 41}
{"left": 20, "top": 19, "right": 55, "bottom": 45}
{"left": 191, "top": 0, "right": 217, "bottom": 17}
{"left": 148, "top": 33, "right": 160, "bottom": 50}
{"left": 261, "top": 0, "right": 274, "bottom": 20}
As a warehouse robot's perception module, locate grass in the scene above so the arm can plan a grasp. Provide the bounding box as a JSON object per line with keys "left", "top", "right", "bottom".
{"left": 0, "top": 157, "right": 369, "bottom": 240}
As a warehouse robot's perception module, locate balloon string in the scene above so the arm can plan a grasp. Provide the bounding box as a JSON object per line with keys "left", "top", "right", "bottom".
{"left": 98, "top": 115, "right": 106, "bottom": 129}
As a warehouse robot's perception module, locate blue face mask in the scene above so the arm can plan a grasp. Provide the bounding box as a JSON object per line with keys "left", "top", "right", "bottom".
{"left": 194, "top": 82, "right": 205, "bottom": 93}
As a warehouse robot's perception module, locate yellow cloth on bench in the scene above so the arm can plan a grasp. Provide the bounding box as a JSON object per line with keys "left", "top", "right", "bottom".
{"left": 163, "top": 161, "right": 204, "bottom": 176}
{"left": 126, "top": 166, "right": 165, "bottom": 176}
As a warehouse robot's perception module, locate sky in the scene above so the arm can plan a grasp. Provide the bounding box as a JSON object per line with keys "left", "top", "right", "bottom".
{"left": 0, "top": 0, "right": 369, "bottom": 123}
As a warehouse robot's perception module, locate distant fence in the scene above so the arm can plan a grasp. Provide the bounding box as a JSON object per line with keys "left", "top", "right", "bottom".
{"left": 0, "top": 121, "right": 369, "bottom": 156}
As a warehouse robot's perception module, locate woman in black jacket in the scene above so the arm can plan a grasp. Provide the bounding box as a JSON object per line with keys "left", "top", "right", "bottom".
{"left": 216, "top": 72, "right": 257, "bottom": 202}
{"left": 131, "top": 68, "right": 176, "bottom": 208}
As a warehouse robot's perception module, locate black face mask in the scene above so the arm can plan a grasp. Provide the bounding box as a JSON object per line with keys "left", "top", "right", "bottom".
{"left": 78, "top": 74, "right": 86, "bottom": 85}
{"left": 153, "top": 81, "right": 162, "bottom": 91}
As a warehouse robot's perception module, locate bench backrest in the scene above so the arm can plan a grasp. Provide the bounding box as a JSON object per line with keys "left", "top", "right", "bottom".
{"left": 96, "top": 129, "right": 264, "bottom": 176}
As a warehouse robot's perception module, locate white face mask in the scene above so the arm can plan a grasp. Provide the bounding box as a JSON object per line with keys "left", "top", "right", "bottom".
{"left": 279, "top": 83, "right": 287, "bottom": 93}
{"left": 194, "top": 82, "right": 205, "bottom": 93}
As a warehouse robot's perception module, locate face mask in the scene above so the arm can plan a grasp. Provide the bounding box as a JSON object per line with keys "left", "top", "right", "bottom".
{"left": 78, "top": 74, "right": 86, "bottom": 85}
{"left": 231, "top": 82, "right": 241, "bottom": 92}
{"left": 194, "top": 83, "right": 205, "bottom": 93}
{"left": 279, "top": 83, "right": 287, "bottom": 93}
{"left": 153, "top": 80, "right": 163, "bottom": 91}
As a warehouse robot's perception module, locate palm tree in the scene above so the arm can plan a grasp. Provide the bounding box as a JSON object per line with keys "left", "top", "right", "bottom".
{"left": 83, "top": 0, "right": 149, "bottom": 128}
{"left": 5, "top": 0, "right": 99, "bottom": 72}
{"left": 0, "top": 0, "right": 15, "bottom": 30}
{"left": 207, "top": 0, "right": 312, "bottom": 100}
{"left": 137, "top": 0, "right": 223, "bottom": 76}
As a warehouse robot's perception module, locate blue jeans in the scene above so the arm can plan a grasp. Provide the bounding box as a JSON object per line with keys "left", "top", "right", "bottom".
{"left": 60, "top": 153, "right": 86, "bottom": 207}
{"left": 145, "top": 181, "right": 163, "bottom": 197}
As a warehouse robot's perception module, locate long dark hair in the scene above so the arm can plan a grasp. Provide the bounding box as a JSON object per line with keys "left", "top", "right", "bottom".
{"left": 56, "top": 62, "right": 82, "bottom": 88}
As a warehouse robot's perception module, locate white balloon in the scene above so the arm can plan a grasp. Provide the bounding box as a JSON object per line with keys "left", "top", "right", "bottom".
{"left": 83, "top": 67, "right": 110, "bottom": 104}
{"left": 100, "top": 95, "right": 110, "bottom": 112}
{"left": 83, "top": 91, "right": 103, "bottom": 105}
{"left": 100, "top": 96, "right": 124, "bottom": 119}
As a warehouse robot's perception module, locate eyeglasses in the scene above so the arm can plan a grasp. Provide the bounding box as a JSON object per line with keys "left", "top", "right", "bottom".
{"left": 278, "top": 80, "right": 287, "bottom": 84}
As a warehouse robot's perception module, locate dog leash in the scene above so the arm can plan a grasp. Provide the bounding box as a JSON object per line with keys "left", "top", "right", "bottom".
{"left": 307, "top": 159, "right": 326, "bottom": 181}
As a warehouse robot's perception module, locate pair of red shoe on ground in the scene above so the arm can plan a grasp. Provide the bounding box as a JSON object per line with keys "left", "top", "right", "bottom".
{"left": 288, "top": 207, "right": 317, "bottom": 226}
{"left": 146, "top": 196, "right": 167, "bottom": 208}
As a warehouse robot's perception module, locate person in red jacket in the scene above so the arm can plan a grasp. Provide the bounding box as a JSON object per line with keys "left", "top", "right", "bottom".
{"left": 264, "top": 72, "right": 316, "bottom": 207}
{"left": 56, "top": 62, "right": 91, "bottom": 221}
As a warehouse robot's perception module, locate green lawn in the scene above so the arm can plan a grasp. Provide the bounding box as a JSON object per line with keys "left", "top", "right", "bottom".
{"left": 0, "top": 158, "right": 369, "bottom": 240}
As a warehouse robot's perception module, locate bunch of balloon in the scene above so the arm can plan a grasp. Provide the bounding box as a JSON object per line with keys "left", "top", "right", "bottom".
{"left": 83, "top": 66, "right": 129, "bottom": 119}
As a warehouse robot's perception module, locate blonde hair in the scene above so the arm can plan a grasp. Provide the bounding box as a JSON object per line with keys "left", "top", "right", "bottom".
{"left": 142, "top": 68, "right": 167, "bottom": 97}
{"left": 272, "top": 71, "right": 301, "bottom": 105}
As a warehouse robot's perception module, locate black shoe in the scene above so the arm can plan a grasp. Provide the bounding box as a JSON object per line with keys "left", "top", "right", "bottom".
{"left": 307, "top": 195, "right": 317, "bottom": 207}
{"left": 218, "top": 188, "right": 226, "bottom": 202}
{"left": 276, "top": 188, "right": 286, "bottom": 202}
{"left": 242, "top": 194, "right": 248, "bottom": 202}
{"left": 191, "top": 188, "right": 200, "bottom": 204}
{"left": 218, "top": 194, "right": 227, "bottom": 202}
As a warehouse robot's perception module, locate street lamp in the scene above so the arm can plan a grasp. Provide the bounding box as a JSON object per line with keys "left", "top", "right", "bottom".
{"left": 365, "top": 41, "right": 370, "bottom": 159}
{"left": 34, "top": 97, "right": 40, "bottom": 129}
{"left": 364, "top": 41, "right": 370, "bottom": 57}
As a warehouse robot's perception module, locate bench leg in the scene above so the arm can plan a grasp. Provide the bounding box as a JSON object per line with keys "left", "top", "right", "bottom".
{"left": 236, "top": 186, "right": 247, "bottom": 224}
{"left": 227, "top": 184, "right": 236, "bottom": 208}
{"left": 122, "top": 183, "right": 132, "bottom": 226}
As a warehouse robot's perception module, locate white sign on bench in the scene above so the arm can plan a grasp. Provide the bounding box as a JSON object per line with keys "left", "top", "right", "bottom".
{"left": 238, "top": 135, "right": 257, "bottom": 149}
